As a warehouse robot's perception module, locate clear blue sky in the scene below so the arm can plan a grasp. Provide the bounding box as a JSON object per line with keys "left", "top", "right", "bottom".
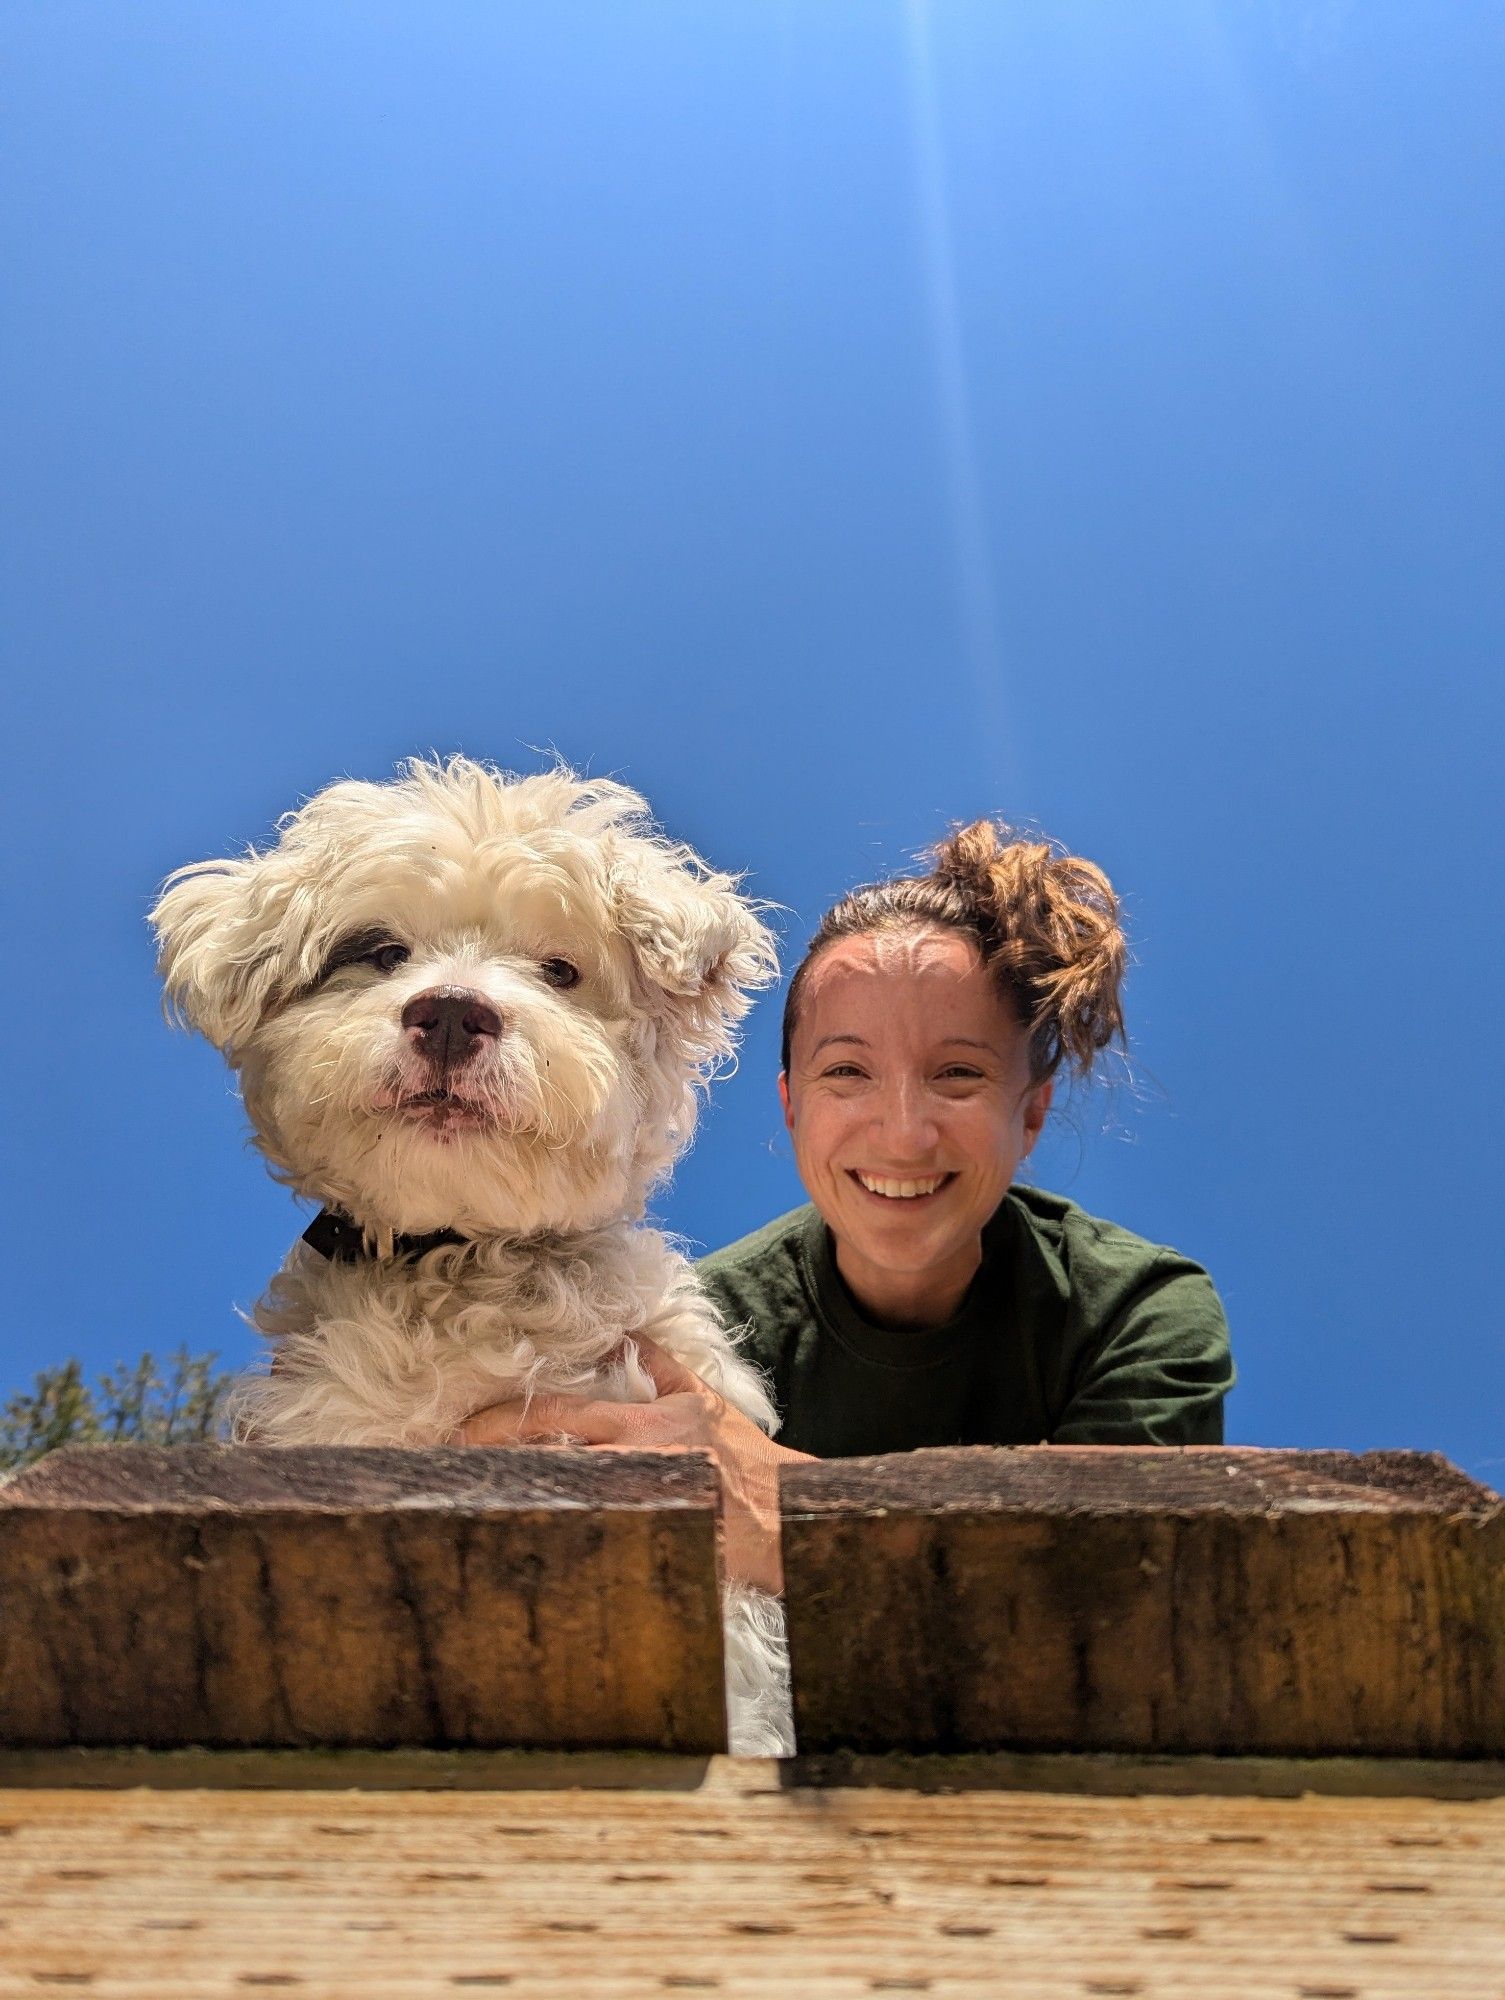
{"left": 3, "top": 3, "right": 1501, "bottom": 1481}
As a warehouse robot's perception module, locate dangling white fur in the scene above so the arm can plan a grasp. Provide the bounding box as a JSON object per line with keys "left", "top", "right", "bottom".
{"left": 153, "top": 756, "right": 792, "bottom": 1755}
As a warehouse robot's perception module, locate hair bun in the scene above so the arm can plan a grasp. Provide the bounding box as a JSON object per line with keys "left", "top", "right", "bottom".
{"left": 931, "top": 818, "right": 1126, "bottom": 1078}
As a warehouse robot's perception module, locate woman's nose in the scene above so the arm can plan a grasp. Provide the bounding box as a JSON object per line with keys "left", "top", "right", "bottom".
{"left": 868, "top": 1079, "right": 939, "bottom": 1155}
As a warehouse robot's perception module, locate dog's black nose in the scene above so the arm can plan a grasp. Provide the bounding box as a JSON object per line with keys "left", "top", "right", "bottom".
{"left": 401, "top": 987, "right": 502, "bottom": 1067}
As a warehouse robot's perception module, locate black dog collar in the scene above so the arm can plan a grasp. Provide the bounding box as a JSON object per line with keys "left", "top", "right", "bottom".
{"left": 302, "top": 1207, "right": 469, "bottom": 1265}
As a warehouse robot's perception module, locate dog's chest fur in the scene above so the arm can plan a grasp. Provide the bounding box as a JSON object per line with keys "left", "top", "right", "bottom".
{"left": 229, "top": 1222, "right": 774, "bottom": 1449}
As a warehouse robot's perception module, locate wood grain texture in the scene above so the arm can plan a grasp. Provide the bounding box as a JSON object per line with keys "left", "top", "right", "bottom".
{"left": 1, "top": 1752, "right": 1503, "bottom": 1997}
{"left": 780, "top": 1446, "right": 1505, "bottom": 1757}
{"left": 0, "top": 1445, "right": 726, "bottom": 1752}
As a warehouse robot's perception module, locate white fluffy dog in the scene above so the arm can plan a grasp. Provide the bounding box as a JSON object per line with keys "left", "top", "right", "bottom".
{"left": 151, "top": 756, "right": 791, "bottom": 1753}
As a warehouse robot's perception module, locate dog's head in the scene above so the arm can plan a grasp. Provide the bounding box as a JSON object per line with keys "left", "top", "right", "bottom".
{"left": 151, "top": 758, "right": 777, "bottom": 1236}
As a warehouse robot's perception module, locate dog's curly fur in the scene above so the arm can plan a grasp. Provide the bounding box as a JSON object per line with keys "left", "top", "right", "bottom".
{"left": 152, "top": 756, "right": 791, "bottom": 1752}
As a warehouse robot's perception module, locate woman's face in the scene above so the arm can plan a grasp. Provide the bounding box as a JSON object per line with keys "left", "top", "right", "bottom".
{"left": 779, "top": 926, "right": 1052, "bottom": 1322}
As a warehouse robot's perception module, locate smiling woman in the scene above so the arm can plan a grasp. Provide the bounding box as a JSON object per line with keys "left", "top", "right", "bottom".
{"left": 696, "top": 820, "right": 1235, "bottom": 1459}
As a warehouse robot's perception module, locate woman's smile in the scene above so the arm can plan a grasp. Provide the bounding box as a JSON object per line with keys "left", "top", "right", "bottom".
{"left": 849, "top": 1169, "right": 957, "bottom": 1201}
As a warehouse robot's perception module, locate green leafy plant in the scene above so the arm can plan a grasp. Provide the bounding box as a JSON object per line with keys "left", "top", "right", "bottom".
{"left": 0, "top": 1348, "right": 231, "bottom": 1471}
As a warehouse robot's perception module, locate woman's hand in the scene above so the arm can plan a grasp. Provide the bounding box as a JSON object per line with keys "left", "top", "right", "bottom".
{"left": 455, "top": 1334, "right": 811, "bottom": 1593}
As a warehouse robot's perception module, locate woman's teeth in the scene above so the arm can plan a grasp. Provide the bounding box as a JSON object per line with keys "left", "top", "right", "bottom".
{"left": 854, "top": 1172, "right": 948, "bottom": 1199}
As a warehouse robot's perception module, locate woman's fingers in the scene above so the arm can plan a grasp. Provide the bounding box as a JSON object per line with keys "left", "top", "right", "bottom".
{"left": 453, "top": 1376, "right": 792, "bottom": 1589}
{"left": 456, "top": 1339, "right": 714, "bottom": 1448}
{"left": 621, "top": 1331, "right": 702, "bottom": 1397}
{"left": 456, "top": 1394, "right": 640, "bottom": 1447}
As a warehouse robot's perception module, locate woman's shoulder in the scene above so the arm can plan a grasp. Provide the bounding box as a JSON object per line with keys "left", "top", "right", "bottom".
{"left": 693, "top": 1204, "right": 821, "bottom": 1356}
{"left": 696, "top": 1200, "right": 816, "bottom": 1296}
{"left": 1000, "top": 1186, "right": 1233, "bottom": 1443}
{"left": 1000, "top": 1182, "right": 1230, "bottom": 1356}
{"left": 1000, "top": 1182, "right": 1217, "bottom": 1292}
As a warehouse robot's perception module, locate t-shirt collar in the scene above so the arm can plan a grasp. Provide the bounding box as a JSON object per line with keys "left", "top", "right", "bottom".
{"left": 795, "top": 1200, "right": 1015, "bottom": 1370}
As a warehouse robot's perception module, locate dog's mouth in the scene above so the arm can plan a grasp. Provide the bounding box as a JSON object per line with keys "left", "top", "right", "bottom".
{"left": 372, "top": 1083, "right": 500, "bottom": 1138}
{"left": 406, "top": 1088, "right": 489, "bottom": 1127}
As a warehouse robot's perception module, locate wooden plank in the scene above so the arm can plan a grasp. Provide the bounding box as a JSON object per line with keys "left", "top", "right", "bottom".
{"left": 1, "top": 1753, "right": 1504, "bottom": 1997}
{"left": 0, "top": 1444, "right": 726, "bottom": 1752}
{"left": 780, "top": 1445, "right": 1505, "bottom": 1757}
{"left": 1, "top": 1743, "right": 1503, "bottom": 1800}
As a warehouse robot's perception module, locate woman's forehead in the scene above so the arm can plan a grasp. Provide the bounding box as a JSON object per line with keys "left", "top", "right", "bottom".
{"left": 809, "top": 926, "right": 980, "bottom": 985}
{"left": 799, "top": 929, "right": 1014, "bottom": 1039}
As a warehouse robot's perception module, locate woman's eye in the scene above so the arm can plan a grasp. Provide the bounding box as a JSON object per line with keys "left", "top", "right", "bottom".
{"left": 822, "top": 1064, "right": 864, "bottom": 1080}
{"left": 541, "top": 957, "right": 581, "bottom": 991}
{"left": 939, "top": 1066, "right": 984, "bottom": 1081}
{"left": 365, "top": 942, "right": 411, "bottom": 975}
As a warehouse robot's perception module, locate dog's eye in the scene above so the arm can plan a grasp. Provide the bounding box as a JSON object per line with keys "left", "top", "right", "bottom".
{"left": 319, "top": 931, "right": 410, "bottom": 982}
{"left": 326, "top": 936, "right": 409, "bottom": 978}
{"left": 540, "top": 957, "right": 580, "bottom": 991}
{"left": 365, "top": 942, "right": 411, "bottom": 975}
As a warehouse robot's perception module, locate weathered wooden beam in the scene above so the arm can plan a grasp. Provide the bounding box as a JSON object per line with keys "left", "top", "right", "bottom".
{"left": 0, "top": 1444, "right": 726, "bottom": 1752}
{"left": 780, "top": 1445, "right": 1505, "bottom": 1757}
{"left": 4, "top": 1754, "right": 1505, "bottom": 1998}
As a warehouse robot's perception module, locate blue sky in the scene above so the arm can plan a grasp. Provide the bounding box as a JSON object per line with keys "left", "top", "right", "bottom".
{"left": 3, "top": 2, "right": 1501, "bottom": 1480}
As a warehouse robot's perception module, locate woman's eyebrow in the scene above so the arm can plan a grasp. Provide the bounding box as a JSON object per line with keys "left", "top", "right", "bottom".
{"left": 810, "top": 1033, "right": 869, "bottom": 1054}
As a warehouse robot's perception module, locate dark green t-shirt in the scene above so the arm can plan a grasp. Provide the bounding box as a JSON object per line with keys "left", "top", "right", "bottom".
{"left": 695, "top": 1186, "right": 1234, "bottom": 1456}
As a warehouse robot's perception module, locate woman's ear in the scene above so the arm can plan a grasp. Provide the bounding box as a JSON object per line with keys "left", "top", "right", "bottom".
{"left": 778, "top": 1070, "right": 795, "bottom": 1136}
{"left": 150, "top": 854, "right": 290, "bottom": 1055}
{"left": 1021, "top": 1076, "right": 1054, "bottom": 1153}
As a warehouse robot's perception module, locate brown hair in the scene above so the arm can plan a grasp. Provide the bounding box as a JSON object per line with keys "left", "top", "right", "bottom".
{"left": 780, "top": 818, "right": 1127, "bottom": 1085}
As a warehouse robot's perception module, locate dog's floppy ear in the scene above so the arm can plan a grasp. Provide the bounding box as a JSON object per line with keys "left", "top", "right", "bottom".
{"left": 150, "top": 853, "right": 295, "bottom": 1055}
{"left": 611, "top": 841, "right": 778, "bottom": 1049}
